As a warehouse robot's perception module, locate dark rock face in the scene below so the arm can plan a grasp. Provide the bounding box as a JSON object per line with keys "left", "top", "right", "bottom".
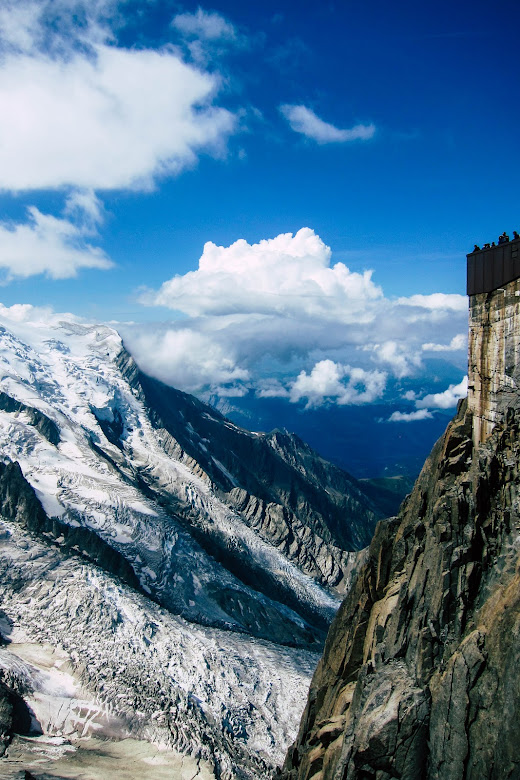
{"left": 118, "top": 349, "right": 382, "bottom": 596}
{"left": 278, "top": 399, "right": 520, "bottom": 779}
{"left": 0, "top": 392, "right": 60, "bottom": 446}
{"left": 0, "top": 461, "right": 141, "bottom": 591}
{"left": 0, "top": 682, "right": 13, "bottom": 757}
{"left": 0, "top": 668, "right": 37, "bottom": 756}
{"left": 128, "top": 358, "right": 381, "bottom": 551}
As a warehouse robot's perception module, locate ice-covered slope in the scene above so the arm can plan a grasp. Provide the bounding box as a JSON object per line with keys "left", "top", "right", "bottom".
{"left": 0, "top": 304, "right": 377, "bottom": 777}
{"left": 0, "top": 514, "right": 317, "bottom": 779}
{"left": 0, "top": 308, "right": 337, "bottom": 642}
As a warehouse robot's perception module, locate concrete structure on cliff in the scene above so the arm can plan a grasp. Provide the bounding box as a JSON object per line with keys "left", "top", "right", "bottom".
{"left": 467, "top": 236, "right": 520, "bottom": 444}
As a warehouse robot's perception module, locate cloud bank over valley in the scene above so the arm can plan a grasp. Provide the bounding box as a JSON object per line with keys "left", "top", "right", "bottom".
{"left": 123, "top": 228, "right": 468, "bottom": 422}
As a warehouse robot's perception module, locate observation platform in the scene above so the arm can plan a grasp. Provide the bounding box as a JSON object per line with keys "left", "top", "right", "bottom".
{"left": 467, "top": 237, "right": 520, "bottom": 296}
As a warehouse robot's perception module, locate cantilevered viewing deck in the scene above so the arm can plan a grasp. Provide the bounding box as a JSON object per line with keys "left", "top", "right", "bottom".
{"left": 467, "top": 237, "right": 520, "bottom": 296}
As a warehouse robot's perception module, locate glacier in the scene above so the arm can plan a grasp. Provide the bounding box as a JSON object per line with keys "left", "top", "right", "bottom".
{"left": 0, "top": 305, "right": 379, "bottom": 778}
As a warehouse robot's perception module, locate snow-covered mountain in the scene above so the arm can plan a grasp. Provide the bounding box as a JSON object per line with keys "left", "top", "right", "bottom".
{"left": 0, "top": 305, "right": 381, "bottom": 778}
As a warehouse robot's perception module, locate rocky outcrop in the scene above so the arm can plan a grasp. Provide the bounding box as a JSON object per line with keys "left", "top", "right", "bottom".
{"left": 278, "top": 398, "right": 520, "bottom": 779}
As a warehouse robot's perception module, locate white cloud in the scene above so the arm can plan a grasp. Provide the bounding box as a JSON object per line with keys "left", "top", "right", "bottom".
{"left": 0, "top": 0, "right": 119, "bottom": 56}
{"left": 289, "top": 360, "right": 387, "bottom": 408}
{"left": 64, "top": 189, "right": 105, "bottom": 233}
{"left": 256, "top": 379, "right": 290, "bottom": 399}
{"left": 422, "top": 333, "right": 467, "bottom": 352}
{"left": 0, "top": 203, "right": 112, "bottom": 280}
{"left": 0, "top": 45, "right": 235, "bottom": 192}
{"left": 120, "top": 326, "right": 249, "bottom": 395}
{"left": 0, "top": 1, "right": 43, "bottom": 52}
{"left": 172, "top": 9, "right": 237, "bottom": 41}
{"left": 0, "top": 2, "right": 237, "bottom": 193}
{"left": 0, "top": 301, "right": 66, "bottom": 325}
{"left": 128, "top": 229, "right": 469, "bottom": 406}
{"left": 416, "top": 376, "right": 468, "bottom": 409}
{"left": 144, "top": 228, "right": 383, "bottom": 320}
{"left": 371, "top": 340, "right": 422, "bottom": 378}
{"left": 398, "top": 293, "right": 467, "bottom": 312}
{"left": 279, "top": 104, "right": 375, "bottom": 144}
{"left": 388, "top": 409, "right": 433, "bottom": 422}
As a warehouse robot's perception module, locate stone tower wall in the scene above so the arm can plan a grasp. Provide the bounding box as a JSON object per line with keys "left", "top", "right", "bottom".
{"left": 468, "top": 277, "right": 520, "bottom": 444}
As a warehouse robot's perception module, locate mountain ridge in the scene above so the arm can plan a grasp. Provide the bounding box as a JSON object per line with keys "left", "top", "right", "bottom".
{"left": 0, "top": 309, "right": 382, "bottom": 778}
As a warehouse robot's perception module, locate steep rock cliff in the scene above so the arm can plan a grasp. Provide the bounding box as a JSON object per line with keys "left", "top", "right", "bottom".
{"left": 468, "top": 279, "right": 520, "bottom": 444}
{"left": 278, "top": 397, "right": 520, "bottom": 779}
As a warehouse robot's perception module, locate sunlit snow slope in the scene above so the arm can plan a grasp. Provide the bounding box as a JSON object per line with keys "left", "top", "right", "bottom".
{"left": 0, "top": 304, "right": 379, "bottom": 777}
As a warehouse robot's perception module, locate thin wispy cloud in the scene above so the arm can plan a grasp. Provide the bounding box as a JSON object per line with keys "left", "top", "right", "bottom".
{"left": 172, "top": 8, "right": 237, "bottom": 41}
{"left": 0, "top": 200, "right": 112, "bottom": 281}
{"left": 388, "top": 409, "right": 433, "bottom": 422}
{"left": 171, "top": 7, "right": 249, "bottom": 66}
{"left": 280, "top": 104, "right": 375, "bottom": 144}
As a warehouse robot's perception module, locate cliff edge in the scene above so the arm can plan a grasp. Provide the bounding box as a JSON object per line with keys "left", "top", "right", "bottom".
{"left": 278, "top": 270, "right": 520, "bottom": 779}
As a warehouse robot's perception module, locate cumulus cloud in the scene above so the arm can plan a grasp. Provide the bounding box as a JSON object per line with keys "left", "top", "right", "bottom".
{"left": 388, "top": 409, "right": 433, "bottom": 422}
{"left": 416, "top": 376, "right": 468, "bottom": 409}
{"left": 0, "top": 301, "right": 69, "bottom": 325}
{"left": 0, "top": 2, "right": 237, "bottom": 192}
{"left": 422, "top": 333, "right": 467, "bottom": 352}
{"left": 289, "top": 360, "right": 386, "bottom": 408}
{"left": 371, "top": 340, "right": 422, "bottom": 378}
{"left": 143, "top": 228, "right": 383, "bottom": 320}
{"left": 120, "top": 325, "right": 249, "bottom": 395}
{"left": 0, "top": 202, "right": 112, "bottom": 280}
{"left": 279, "top": 104, "right": 375, "bottom": 144}
{"left": 127, "top": 229, "right": 468, "bottom": 406}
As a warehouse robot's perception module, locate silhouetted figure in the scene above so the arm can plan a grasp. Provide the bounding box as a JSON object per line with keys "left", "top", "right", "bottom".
{"left": 474, "top": 244, "right": 481, "bottom": 251}
{"left": 483, "top": 243, "right": 491, "bottom": 249}
{"left": 513, "top": 230, "right": 520, "bottom": 240}
{"left": 492, "top": 241, "right": 496, "bottom": 247}
{"left": 498, "top": 232, "right": 510, "bottom": 244}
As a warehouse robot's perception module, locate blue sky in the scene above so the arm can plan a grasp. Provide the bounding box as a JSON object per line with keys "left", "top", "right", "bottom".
{"left": 0, "top": 0, "right": 518, "bottom": 436}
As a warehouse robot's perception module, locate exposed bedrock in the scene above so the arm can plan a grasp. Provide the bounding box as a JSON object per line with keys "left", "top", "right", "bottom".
{"left": 278, "top": 398, "right": 520, "bottom": 779}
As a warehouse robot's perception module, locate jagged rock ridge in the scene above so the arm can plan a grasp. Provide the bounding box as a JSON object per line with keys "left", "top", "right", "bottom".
{"left": 278, "top": 397, "right": 520, "bottom": 779}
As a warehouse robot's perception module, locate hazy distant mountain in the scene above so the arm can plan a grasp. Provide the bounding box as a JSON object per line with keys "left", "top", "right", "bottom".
{"left": 210, "top": 364, "right": 460, "bottom": 480}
